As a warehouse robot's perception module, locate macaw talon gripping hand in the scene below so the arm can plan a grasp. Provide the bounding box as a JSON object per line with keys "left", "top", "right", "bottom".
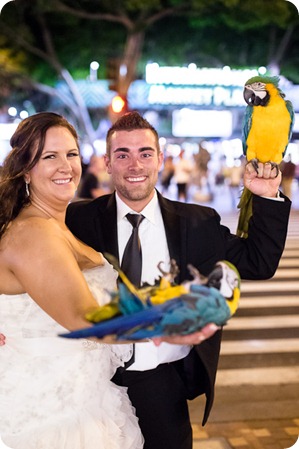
{"left": 59, "top": 260, "right": 241, "bottom": 341}
{"left": 248, "top": 159, "right": 280, "bottom": 178}
{"left": 269, "top": 161, "right": 280, "bottom": 178}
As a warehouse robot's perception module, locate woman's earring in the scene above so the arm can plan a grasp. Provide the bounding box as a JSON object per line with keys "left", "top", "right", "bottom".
{"left": 25, "top": 182, "right": 30, "bottom": 197}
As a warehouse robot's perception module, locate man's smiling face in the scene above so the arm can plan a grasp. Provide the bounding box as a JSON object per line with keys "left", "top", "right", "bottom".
{"left": 105, "top": 129, "right": 163, "bottom": 211}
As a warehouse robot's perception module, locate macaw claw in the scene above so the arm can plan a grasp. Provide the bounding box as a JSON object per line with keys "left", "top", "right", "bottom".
{"left": 269, "top": 162, "right": 280, "bottom": 178}
{"left": 247, "top": 159, "right": 280, "bottom": 178}
{"left": 247, "top": 158, "right": 259, "bottom": 173}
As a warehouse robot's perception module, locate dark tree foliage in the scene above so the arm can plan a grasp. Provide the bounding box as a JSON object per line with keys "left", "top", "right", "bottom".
{"left": 0, "top": 0, "right": 298, "bottom": 142}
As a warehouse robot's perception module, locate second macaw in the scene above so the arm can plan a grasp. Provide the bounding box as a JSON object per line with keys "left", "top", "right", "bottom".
{"left": 59, "top": 261, "right": 241, "bottom": 341}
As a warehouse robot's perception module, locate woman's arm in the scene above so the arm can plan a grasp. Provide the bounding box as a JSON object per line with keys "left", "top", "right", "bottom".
{"left": 6, "top": 218, "right": 103, "bottom": 331}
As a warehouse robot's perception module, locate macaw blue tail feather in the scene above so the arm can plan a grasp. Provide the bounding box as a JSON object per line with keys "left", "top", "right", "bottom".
{"left": 60, "top": 303, "right": 171, "bottom": 340}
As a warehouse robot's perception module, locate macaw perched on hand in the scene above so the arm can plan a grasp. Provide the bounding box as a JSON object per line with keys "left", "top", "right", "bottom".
{"left": 59, "top": 260, "right": 241, "bottom": 341}
{"left": 237, "top": 75, "right": 294, "bottom": 238}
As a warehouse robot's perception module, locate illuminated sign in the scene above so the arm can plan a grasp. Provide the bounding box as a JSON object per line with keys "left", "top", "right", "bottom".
{"left": 145, "top": 63, "right": 269, "bottom": 107}
{"left": 146, "top": 63, "right": 263, "bottom": 87}
{"left": 172, "top": 109, "right": 233, "bottom": 138}
{"left": 148, "top": 85, "right": 244, "bottom": 107}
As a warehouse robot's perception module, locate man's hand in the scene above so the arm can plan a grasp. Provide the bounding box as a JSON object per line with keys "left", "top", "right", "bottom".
{"left": 0, "top": 333, "right": 6, "bottom": 346}
{"left": 244, "top": 161, "right": 282, "bottom": 198}
{"left": 151, "top": 323, "right": 220, "bottom": 346}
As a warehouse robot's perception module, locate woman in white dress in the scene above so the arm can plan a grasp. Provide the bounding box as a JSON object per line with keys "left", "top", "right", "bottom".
{"left": 0, "top": 112, "right": 144, "bottom": 449}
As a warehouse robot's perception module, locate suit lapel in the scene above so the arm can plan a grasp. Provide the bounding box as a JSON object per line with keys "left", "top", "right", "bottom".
{"left": 96, "top": 194, "right": 120, "bottom": 261}
{"left": 158, "top": 192, "right": 187, "bottom": 282}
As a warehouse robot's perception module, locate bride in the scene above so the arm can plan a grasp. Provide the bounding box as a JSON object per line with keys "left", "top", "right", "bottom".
{"left": 0, "top": 112, "right": 143, "bottom": 449}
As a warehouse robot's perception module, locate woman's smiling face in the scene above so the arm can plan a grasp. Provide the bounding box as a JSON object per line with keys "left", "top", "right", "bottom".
{"left": 26, "top": 126, "right": 82, "bottom": 208}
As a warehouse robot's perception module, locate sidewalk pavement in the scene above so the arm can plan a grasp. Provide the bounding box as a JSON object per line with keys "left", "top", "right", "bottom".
{"left": 192, "top": 418, "right": 299, "bottom": 449}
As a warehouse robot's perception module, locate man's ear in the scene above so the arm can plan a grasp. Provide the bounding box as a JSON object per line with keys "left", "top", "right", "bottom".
{"left": 158, "top": 151, "right": 164, "bottom": 171}
{"left": 104, "top": 154, "right": 112, "bottom": 174}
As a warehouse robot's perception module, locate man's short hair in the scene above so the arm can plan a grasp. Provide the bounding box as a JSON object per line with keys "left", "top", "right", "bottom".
{"left": 106, "top": 111, "right": 160, "bottom": 156}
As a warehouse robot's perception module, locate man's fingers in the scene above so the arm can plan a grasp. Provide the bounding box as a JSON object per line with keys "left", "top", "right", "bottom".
{"left": 151, "top": 323, "right": 221, "bottom": 346}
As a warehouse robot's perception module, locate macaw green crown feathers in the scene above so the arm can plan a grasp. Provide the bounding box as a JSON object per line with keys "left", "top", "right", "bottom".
{"left": 244, "top": 75, "right": 280, "bottom": 87}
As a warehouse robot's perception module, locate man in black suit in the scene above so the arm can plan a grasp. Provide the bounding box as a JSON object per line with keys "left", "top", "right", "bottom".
{"left": 66, "top": 112, "right": 291, "bottom": 449}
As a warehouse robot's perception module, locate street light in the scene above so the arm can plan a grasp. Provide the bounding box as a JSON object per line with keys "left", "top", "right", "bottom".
{"left": 90, "top": 61, "right": 100, "bottom": 82}
{"left": 111, "top": 95, "right": 126, "bottom": 114}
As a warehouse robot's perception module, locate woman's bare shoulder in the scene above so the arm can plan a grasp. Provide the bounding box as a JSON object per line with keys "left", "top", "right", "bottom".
{"left": 2, "top": 215, "right": 67, "bottom": 263}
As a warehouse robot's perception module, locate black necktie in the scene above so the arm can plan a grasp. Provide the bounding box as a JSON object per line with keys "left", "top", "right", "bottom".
{"left": 121, "top": 214, "right": 144, "bottom": 287}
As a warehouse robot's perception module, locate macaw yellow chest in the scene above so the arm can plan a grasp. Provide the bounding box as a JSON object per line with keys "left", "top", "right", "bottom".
{"left": 246, "top": 92, "right": 291, "bottom": 164}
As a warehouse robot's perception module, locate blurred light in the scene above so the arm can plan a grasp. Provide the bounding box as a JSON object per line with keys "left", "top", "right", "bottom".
{"left": 8, "top": 107, "right": 17, "bottom": 117}
{"left": 81, "top": 143, "right": 93, "bottom": 163}
{"left": 0, "top": 123, "right": 18, "bottom": 139}
{"left": 111, "top": 95, "right": 126, "bottom": 114}
{"left": 143, "top": 110, "right": 159, "bottom": 127}
{"left": 90, "top": 61, "right": 99, "bottom": 71}
{"left": 292, "top": 113, "right": 299, "bottom": 132}
{"left": 165, "top": 144, "right": 181, "bottom": 158}
{"left": 0, "top": 123, "right": 18, "bottom": 164}
{"left": 119, "top": 64, "right": 127, "bottom": 77}
{"left": 172, "top": 109, "right": 233, "bottom": 138}
{"left": 93, "top": 139, "right": 106, "bottom": 154}
{"left": 258, "top": 66, "right": 267, "bottom": 75}
{"left": 19, "top": 110, "right": 29, "bottom": 119}
{"left": 287, "top": 142, "right": 299, "bottom": 164}
{"left": 90, "top": 61, "right": 100, "bottom": 81}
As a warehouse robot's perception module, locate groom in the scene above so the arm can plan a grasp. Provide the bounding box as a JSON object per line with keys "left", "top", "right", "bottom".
{"left": 66, "top": 112, "right": 291, "bottom": 449}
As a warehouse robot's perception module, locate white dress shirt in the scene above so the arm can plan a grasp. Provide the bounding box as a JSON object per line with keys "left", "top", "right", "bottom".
{"left": 116, "top": 191, "right": 191, "bottom": 371}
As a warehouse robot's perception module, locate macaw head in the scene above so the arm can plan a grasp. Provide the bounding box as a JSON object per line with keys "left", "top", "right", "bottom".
{"left": 243, "top": 75, "right": 280, "bottom": 107}
{"left": 207, "top": 260, "right": 241, "bottom": 315}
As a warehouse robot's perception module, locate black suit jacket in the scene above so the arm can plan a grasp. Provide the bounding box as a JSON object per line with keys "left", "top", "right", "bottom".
{"left": 66, "top": 190, "right": 291, "bottom": 424}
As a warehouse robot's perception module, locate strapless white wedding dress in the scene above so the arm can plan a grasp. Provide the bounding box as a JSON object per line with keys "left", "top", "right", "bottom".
{"left": 0, "top": 260, "right": 143, "bottom": 449}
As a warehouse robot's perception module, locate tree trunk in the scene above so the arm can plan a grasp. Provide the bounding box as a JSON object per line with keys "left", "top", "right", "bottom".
{"left": 118, "top": 30, "right": 145, "bottom": 98}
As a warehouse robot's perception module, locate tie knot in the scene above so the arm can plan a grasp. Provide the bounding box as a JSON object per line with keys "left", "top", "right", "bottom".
{"left": 126, "top": 213, "right": 144, "bottom": 229}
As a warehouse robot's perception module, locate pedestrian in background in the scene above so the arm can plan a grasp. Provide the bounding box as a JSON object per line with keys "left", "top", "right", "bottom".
{"left": 280, "top": 157, "right": 296, "bottom": 199}
{"left": 77, "top": 154, "right": 111, "bottom": 199}
{"left": 160, "top": 155, "right": 175, "bottom": 194}
{"left": 174, "top": 148, "right": 194, "bottom": 202}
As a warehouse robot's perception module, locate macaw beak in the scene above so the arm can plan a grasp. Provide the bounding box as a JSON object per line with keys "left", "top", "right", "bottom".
{"left": 243, "top": 87, "right": 255, "bottom": 106}
{"left": 243, "top": 87, "right": 270, "bottom": 106}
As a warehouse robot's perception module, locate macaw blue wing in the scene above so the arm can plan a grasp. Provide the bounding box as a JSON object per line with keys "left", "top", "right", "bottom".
{"left": 242, "top": 105, "right": 252, "bottom": 155}
{"left": 60, "top": 305, "right": 166, "bottom": 340}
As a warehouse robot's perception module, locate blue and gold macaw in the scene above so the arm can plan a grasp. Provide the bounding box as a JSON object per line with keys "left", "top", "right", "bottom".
{"left": 60, "top": 260, "right": 241, "bottom": 341}
{"left": 237, "top": 75, "right": 294, "bottom": 238}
